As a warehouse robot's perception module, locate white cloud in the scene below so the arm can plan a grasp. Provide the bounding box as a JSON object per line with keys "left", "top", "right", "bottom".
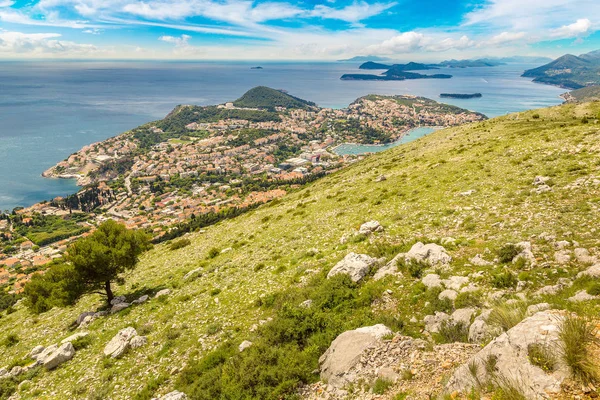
{"left": 365, "top": 31, "right": 476, "bottom": 55}
{"left": 310, "top": 1, "right": 396, "bottom": 23}
{"left": 159, "top": 34, "right": 190, "bottom": 47}
{"left": 82, "top": 28, "right": 103, "bottom": 34}
{"left": 486, "top": 31, "right": 526, "bottom": 45}
{"left": 550, "top": 18, "right": 592, "bottom": 38}
{"left": 0, "top": 30, "right": 97, "bottom": 55}
{"left": 0, "top": 1, "right": 15, "bottom": 7}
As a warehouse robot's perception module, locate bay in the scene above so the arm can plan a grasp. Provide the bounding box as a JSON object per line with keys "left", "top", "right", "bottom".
{"left": 0, "top": 60, "right": 565, "bottom": 211}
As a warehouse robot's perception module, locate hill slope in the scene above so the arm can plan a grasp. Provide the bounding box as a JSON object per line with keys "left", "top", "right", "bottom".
{"left": 232, "top": 86, "right": 316, "bottom": 110}
{"left": 522, "top": 50, "right": 600, "bottom": 89}
{"left": 1, "top": 102, "right": 600, "bottom": 399}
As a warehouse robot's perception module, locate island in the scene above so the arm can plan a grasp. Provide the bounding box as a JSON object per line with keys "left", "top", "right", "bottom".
{"left": 341, "top": 71, "right": 452, "bottom": 81}
{"left": 250, "top": 66, "right": 263, "bottom": 70}
{"left": 440, "top": 93, "right": 482, "bottom": 99}
{"left": 522, "top": 49, "right": 600, "bottom": 89}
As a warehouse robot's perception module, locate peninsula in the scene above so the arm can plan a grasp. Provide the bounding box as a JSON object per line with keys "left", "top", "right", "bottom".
{"left": 522, "top": 49, "right": 600, "bottom": 89}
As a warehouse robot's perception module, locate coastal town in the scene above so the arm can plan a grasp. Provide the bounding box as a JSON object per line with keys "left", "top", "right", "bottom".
{"left": 0, "top": 89, "right": 485, "bottom": 293}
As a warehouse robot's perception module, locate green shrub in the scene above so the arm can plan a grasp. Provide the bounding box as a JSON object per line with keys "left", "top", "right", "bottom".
{"left": 559, "top": 314, "right": 599, "bottom": 384}
{"left": 497, "top": 244, "right": 520, "bottom": 264}
{"left": 491, "top": 271, "right": 517, "bottom": 289}
{"left": 435, "top": 321, "right": 469, "bottom": 344}
{"left": 207, "top": 248, "right": 220, "bottom": 259}
{"left": 424, "top": 287, "right": 453, "bottom": 314}
{"left": 133, "top": 374, "right": 167, "bottom": 400}
{"left": 2, "top": 333, "right": 19, "bottom": 347}
{"left": 71, "top": 335, "right": 93, "bottom": 350}
{"left": 587, "top": 282, "right": 600, "bottom": 296}
{"left": 169, "top": 238, "right": 191, "bottom": 251}
{"left": 372, "top": 378, "right": 393, "bottom": 394}
{"left": 398, "top": 258, "right": 428, "bottom": 278}
{"left": 455, "top": 291, "right": 483, "bottom": 309}
{"left": 488, "top": 303, "right": 526, "bottom": 332}
{"left": 527, "top": 343, "right": 556, "bottom": 372}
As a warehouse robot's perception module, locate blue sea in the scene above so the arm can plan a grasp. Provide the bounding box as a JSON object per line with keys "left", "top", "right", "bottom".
{"left": 0, "top": 61, "right": 565, "bottom": 211}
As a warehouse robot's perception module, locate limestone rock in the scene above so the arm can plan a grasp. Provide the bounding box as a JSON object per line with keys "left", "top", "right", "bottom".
{"left": 533, "top": 176, "right": 550, "bottom": 186}
{"left": 327, "top": 253, "right": 379, "bottom": 283}
{"left": 514, "top": 241, "right": 536, "bottom": 265}
{"left": 42, "top": 342, "right": 75, "bottom": 370}
{"left": 451, "top": 308, "right": 475, "bottom": 326}
{"left": 422, "top": 274, "right": 442, "bottom": 289}
{"left": 568, "top": 290, "right": 597, "bottom": 303}
{"left": 110, "top": 295, "right": 126, "bottom": 305}
{"left": 373, "top": 253, "right": 404, "bottom": 281}
{"left": 300, "top": 299, "right": 313, "bottom": 308}
{"left": 319, "top": 324, "right": 392, "bottom": 388}
{"left": 577, "top": 263, "right": 600, "bottom": 278}
{"left": 110, "top": 302, "right": 130, "bottom": 314}
{"left": 574, "top": 248, "right": 596, "bottom": 264}
{"left": 183, "top": 267, "right": 203, "bottom": 281}
{"left": 155, "top": 289, "right": 172, "bottom": 298}
{"left": 439, "top": 289, "right": 458, "bottom": 302}
{"left": 132, "top": 295, "right": 149, "bottom": 304}
{"left": 0, "top": 368, "right": 6, "bottom": 377}
{"left": 76, "top": 311, "right": 95, "bottom": 326}
{"left": 130, "top": 335, "right": 147, "bottom": 349}
{"left": 554, "top": 250, "right": 571, "bottom": 264}
{"left": 443, "top": 276, "right": 469, "bottom": 291}
{"left": 446, "top": 311, "right": 569, "bottom": 399}
{"left": 469, "top": 254, "right": 492, "bottom": 266}
{"left": 526, "top": 303, "right": 551, "bottom": 316}
{"left": 424, "top": 312, "right": 450, "bottom": 333}
{"left": 160, "top": 391, "right": 188, "bottom": 400}
{"left": 10, "top": 366, "right": 24, "bottom": 377}
{"left": 61, "top": 332, "right": 88, "bottom": 344}
{"left": 239, "top": 340, "right": 253, "bottom": 352}
{"left": 29, "top": 345, "right": 45, "bottom": 359}
{"left": 406, "top": 242, "right": 452, "bottom": 265}
{"left": 358, "top": 220, "right": 383, "bottom": 235}
{"left": 104, "top": 327, "right": 138, "bottom": 358}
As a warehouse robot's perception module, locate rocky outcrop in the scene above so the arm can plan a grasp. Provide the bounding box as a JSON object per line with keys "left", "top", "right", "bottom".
{"left": 358, "top": 220, "right": 384, "bottom": 235}
{"left": 373, "top": 253, "right": 404, "bottom": 281}
{"left": 239, "top": 340, "right": 253, "bottom": 352}
{"left": 42, "top": 343, "right": 76, "bottom": 370}
{"left": 446, "top": 311, "right": 568, "bottom": 399}
{"left": 327, "top": 253, "right": 380, "bottom": 282}
{"left": 61, "top": 332, "right": 88, "bottom": 344}
{"left": 319, "top": 324, "right": 392, "bottom": 388}
{"left": 406, "top": 242, "right": 452, "bottom": 265}
{"left": 104, "top": 327, "right": 146, "bottom": 358}
{"left": 155, "top": 289, "right": 172, "bottom": 298}
{"left": 159, "top": 391, "right": 188, "bottom": 400}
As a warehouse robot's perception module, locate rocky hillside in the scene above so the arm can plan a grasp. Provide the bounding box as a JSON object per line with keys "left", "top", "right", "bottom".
{"left": 1, "top": 102, "right": 600, "bottom": 399}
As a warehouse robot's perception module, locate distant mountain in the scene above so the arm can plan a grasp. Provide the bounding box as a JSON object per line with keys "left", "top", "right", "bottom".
{"left": 522, "top": 50, "right": 600, "bottom": 89}
{"left": 484, "top": 56, "right": 553, "bottom": 64}
{"left": 384, "top": 62, "right": 439, "bottom": 73}
{"left": 358, "top": 61, "right": 392, "bottom": 70}
{"left": 233, "top": 86, "right": 316, "bottom": 110}
{"left": 337, "top": 55, "right": 390, "bottom": 62}
{"left": 438, "top": 59, "right": 504, "bottom": 68}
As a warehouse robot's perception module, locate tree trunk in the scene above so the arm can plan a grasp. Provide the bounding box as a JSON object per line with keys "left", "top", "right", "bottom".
{"left": 105, "top": 281, "right": 114, "bottom": 304}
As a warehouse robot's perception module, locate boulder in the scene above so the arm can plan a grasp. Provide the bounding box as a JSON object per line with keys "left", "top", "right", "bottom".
{"left": 374, "top": 175, "right": 387, "bottom": 182}
{"left": 533, "top": 176, "right": 550, "bottom": 186}
{"left": 439, "top": 289, "right": 458, "bottom": 302}
{"left": 574, "top": 248, "right": 596, "bottom": 264}
{"left": 183, "top": 267, "right": 203, "bottom": 281}
{"left": 577, "top": 263, "right": 600, "bottom": 278}
{"left": 155, "top": 289, "right": 171, "bottom": 298}
{"left": 424, "top": 312, "right": 450, "bottom": 333}
{"left": 526, "top": 303, "right": 551, "bottom": 316}
{"left": 373, "top": 253, "right": 404, "bottom": 281}
{"left": 568, "top": 290, "right": 597, "bottom": 303}
{"left": 443, "top": 276, "right": 469, "bottom": 291}
{"left": 42, "top": 342, "right": 75, "bottom": 370}
{"left": 451, "top": 308, "right": 475, "bottom": 326}
{"left": 76, "top": 311, "right": 95, "bottom": 326}
{"left": 239, "top": 340, "right": 253, "bottom": 352}
{"left": 33, "top": 344, "right": 58, "bottom": 362}
{"left": 319, "top": 324, "right": 392, "bottom": 388}
{"left": 514, "top": 241, "right": 536, "bottom": 265}
{"left": 554, "top": 240, "right": 570, "bottom": 250}
{"left": 469, "top": 254, "right": 492, "bottom": 266}
{"left": 29, "top": 345, "right": 45, "bottom": 359}
{"left": 327, "top": 253, "right": 379, "bottom": 283}
{"left": 358, "top": 221, "right": 383, "bottom": 235}
{"left": 468, "top": 310, "right": 499, "bottom": 344}
{"left": 0, "top": 368, "right": 6, "bottom": 377}
{"left": 110, "top": 302, "right": 130, "bottom": 314}
{"left": 10, "top": 366, "right": 24, "bottom": 377}
{"left": 406, "top": 242, "right": 452, "bottom": 265}
{"left": 61, "top": 332, "right": 88, "bottom": 344}
{"left": 104, "top": 327, "right": 138, "bottom": 358}
{"left": 160, "top": 391, "right": 188, "bottom": 400}
{"left": 132, "top": 295, "right": 149, "bottom": 304}
{"left": 110, "top": 295, "right": 126, "bottom": 305}
{"left": 554, "top": 250, "right": 571, "bottom": 264}
{"left": 422, "top": 274, "right": 442, "bottom": 289}
{"left": 299, "top": 299, "right": 313, "bottom": 308}
{"left": 446, "top": 311, "right": 568, "bottom": 399}
{"left": 129, "top": 335, "right": 147, "bottom": 349}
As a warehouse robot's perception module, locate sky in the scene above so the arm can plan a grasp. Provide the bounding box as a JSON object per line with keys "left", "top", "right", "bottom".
{"left": 0, "top": 0, "right": 599, "bottom": 60}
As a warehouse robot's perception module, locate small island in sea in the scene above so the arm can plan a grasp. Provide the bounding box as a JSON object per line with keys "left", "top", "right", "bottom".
{"left": 341, "top": 71, "right": 452, "bottom": 81}
{"left": 250, "top": 66, "right": 263, "bottom": 69}
{"left": 440, "top": 93, "right": 482, "bottom": 99}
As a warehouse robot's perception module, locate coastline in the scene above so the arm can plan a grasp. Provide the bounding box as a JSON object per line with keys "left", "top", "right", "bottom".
{"left": 331, "top": 126, "right": 442, "bottom": 155}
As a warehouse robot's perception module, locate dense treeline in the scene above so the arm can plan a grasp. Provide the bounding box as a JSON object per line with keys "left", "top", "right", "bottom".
{"left": 232, "top": 86, "right": 316, "bottom": 110}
